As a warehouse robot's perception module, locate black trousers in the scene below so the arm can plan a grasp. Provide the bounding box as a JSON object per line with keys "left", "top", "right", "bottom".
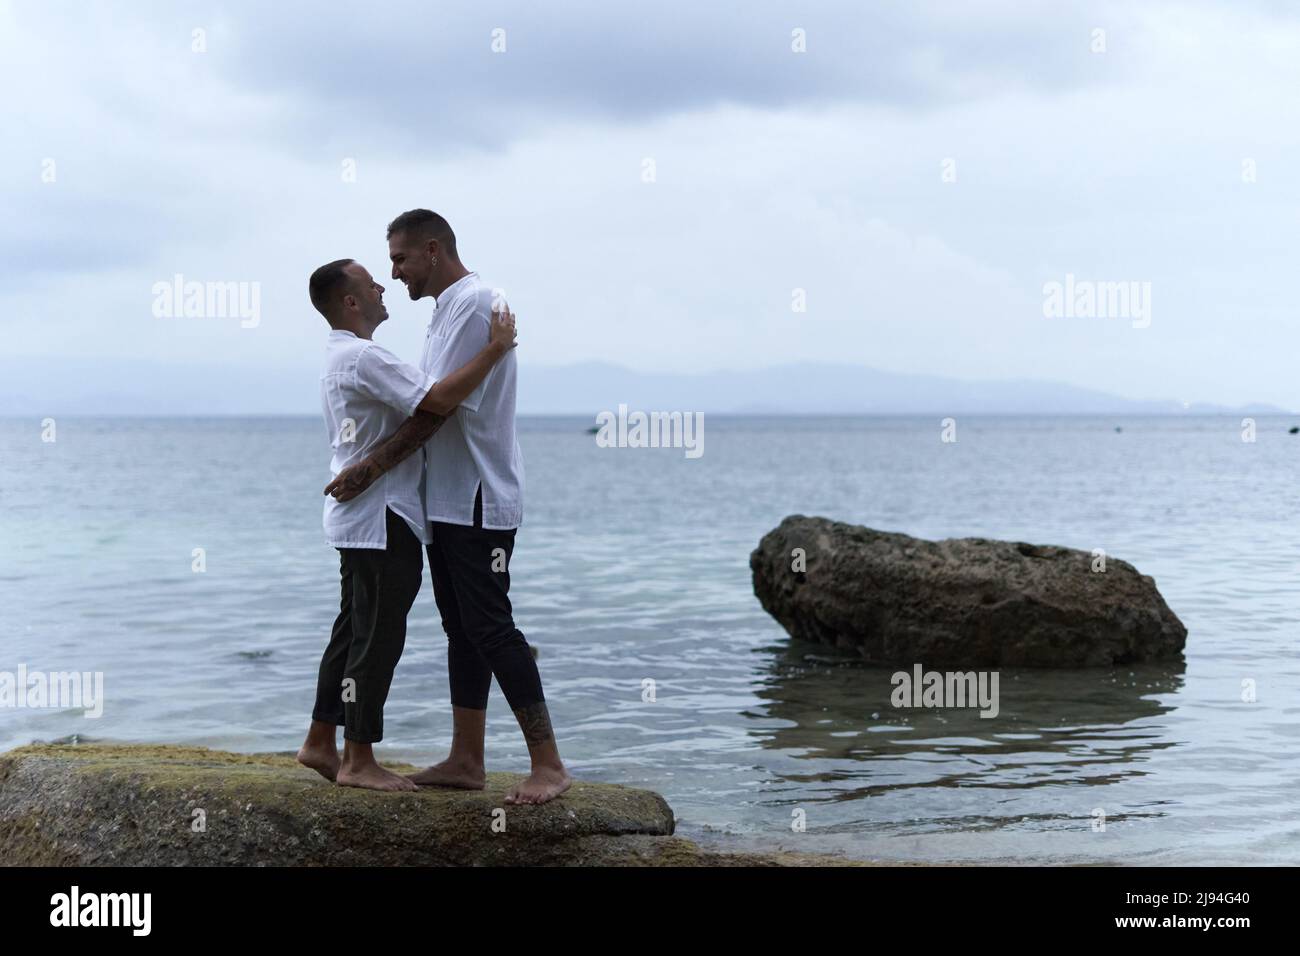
{"left": 313, "top": 508, "right": 423, "bottom": 743}
{"left": 426, "top": 488, "right": 544, "bottom": 712}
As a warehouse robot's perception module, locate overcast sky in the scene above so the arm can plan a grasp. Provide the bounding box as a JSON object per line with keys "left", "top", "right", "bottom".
{"left": 4, "top": 0, "right": 1299, "bottom": 411}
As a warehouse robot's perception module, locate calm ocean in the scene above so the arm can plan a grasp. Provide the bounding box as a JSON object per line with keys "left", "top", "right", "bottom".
{"left": 2, "top": 415, "right": 1297, "bottom": 864}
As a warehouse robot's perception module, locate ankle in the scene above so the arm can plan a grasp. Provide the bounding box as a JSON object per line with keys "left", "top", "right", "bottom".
{"left": 341, "top": 752, "right": 378, "bottom": 772}
{"left": 304, "top": 729, "right": 338, "bottom": 751}
{"left": 445, "top": 753, "right": 485, "bottom": 769}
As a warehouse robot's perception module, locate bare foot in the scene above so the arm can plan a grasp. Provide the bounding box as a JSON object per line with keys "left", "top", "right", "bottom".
{"left": 336, "top": 763, "right": 418, "bottom": 792}
{"left": 504, "top": 766, "right": 572, "bottom": 805}
{"left": 408, "top": 758, "right": 486, "bottom": 790}
{"left": 296, "top": 743, "right": 340, "bottom": 782}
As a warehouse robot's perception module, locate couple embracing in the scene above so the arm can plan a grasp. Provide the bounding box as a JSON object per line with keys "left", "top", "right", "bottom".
{"left": 296, "top": 208, "right": 570, "bottom": 805}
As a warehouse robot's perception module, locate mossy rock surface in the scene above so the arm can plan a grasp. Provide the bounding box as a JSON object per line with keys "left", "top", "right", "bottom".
{"left": 0, "top": 744, "right": 861, "bottom": 866}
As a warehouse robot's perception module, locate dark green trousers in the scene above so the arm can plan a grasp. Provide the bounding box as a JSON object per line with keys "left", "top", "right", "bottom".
{"left": 312, "top": 508, "right": 423, "bottom": 743}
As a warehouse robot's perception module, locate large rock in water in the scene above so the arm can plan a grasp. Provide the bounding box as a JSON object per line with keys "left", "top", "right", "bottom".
{"left": 751, "top": 515, "right": 1186, "bottom": 667}
{"left": 0, "top": 744, "right": 857, "bottom": 866}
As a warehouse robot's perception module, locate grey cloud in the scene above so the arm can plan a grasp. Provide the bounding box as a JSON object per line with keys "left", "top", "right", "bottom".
{"left": 3, "top": 191, "right": 180, "bottom": 280}
{"left": 106, "top": 0, "right": 1147, "bottom": 154}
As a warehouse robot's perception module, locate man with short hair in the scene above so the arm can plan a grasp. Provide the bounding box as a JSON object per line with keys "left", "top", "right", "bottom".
{"left": 298, "top": 257, "right": 516, "bottom": 792}
{"left": 325, "top": 211, "right": 571, "bottom": 804}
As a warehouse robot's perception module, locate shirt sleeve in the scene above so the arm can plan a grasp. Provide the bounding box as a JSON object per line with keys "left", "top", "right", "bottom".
{"left": 433, "top": 296, "right": 495, "bottom": 413}
{"left": 353, "top": 344, "right": 437, "bottom": 417}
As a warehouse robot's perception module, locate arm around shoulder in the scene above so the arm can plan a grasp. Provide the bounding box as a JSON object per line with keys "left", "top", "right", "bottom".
{"left": 415, "top": 306, "right": 517, "bottom": 416}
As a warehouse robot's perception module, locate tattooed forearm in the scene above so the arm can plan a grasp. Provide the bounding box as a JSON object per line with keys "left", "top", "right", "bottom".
{"left": 513, "top": 701, "right": 554, "bottom": 746}
{"left": 368, "top": 410, "right": 447, "bottom": 475}
{"left": 325, "top": 410, "right": 451, "bottom": 502}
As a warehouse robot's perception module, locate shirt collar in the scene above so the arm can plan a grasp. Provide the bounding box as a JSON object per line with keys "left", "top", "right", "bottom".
{"left": 432, "top": 272, "right": 478, "bottom": 310}
{"left": 329, "top": 329, "right": 358, "bottom": 339}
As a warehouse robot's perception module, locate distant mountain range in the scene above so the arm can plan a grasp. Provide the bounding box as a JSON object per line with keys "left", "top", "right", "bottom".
{"left": 0, "top": 358, "right": 1290, "bottom": 416}
{"left": 517, "top": 362, "right": 1290, "bottom": 416}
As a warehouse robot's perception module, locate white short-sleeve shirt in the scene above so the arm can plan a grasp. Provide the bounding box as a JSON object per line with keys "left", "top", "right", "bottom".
{"left": 321, "top": 329, "right": 436, "bottom": 548}
{"left": 419, "top": 273, "right": 524, "bottom": 530}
